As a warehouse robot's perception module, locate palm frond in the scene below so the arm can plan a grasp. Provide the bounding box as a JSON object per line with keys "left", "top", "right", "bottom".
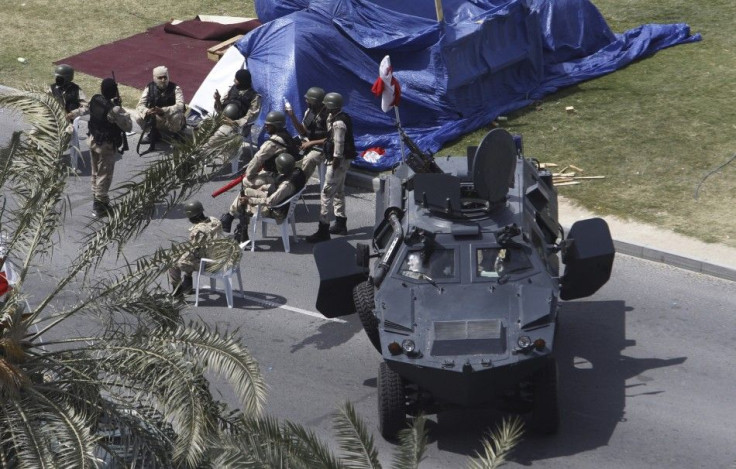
{"left": 333, "top": 402, "right": 382, "bottom": 469}
{"left": 465, "top": 416, "right": 524, "bottom": 469}
{"left": 391, "top": 415, "right": 428, "bottom": 469}
{"left": 170, "top": 322, "right": 267, "bottom": 416}
{"left": 0, "top": 87, "right": 69, "bottom": 160}
{"left": 75, "top": 116, "right": 240, "bottom": 268}
{"left": 212, "top": 416, "right": 345, "bottom": 469}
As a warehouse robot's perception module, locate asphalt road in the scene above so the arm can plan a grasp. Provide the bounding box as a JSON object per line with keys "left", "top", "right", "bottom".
{"left": 2, "top": 108, "right": 735, "bottom": 468}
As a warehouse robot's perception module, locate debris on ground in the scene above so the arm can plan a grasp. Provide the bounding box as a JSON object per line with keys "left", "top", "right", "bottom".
{"left": 539, "top": 163, "right": 605, "bottom": 187}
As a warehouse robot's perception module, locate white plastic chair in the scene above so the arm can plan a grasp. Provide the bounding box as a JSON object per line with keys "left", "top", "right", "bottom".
{"left": 249, "top": 186, "right": 306, "bottom": 253}
{"left": 194, "top": 257, "right": 244, "bottom": 308}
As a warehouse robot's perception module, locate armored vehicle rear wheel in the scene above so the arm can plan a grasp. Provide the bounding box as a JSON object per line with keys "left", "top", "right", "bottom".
{"left": 353, "top": 281, "right": 380, "bottom": 352}
{"left": 530, "top": 357, "right": 560, "bottom": 434}
{"left": 378, "top": 362, "right": 406, "bottom": 440}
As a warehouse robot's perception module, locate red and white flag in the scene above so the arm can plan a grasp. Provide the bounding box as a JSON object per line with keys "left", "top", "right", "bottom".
{"left": 371, "top": 55, "right": 401, "bottom": 113}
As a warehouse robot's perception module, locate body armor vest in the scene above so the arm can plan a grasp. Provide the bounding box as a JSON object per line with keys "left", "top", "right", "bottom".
{"left": 324, "top": 112, "right": 357, "bottom": 159}
{"left": 51, "top": 83, "right": 81, "bottom": 113}
{"left": 303, "top": 108, "right": 328, "bottom": 141}
{"left": 224, "top": 86, "right": 257, "bottom": 120}
{"left": 146, "top": 82, "right": 177, "bottom": 108}
{"left": 88, "top": 94, "right": 122, "bottom": 147}
{"left": 268, "top": 168, "right": 306, "bottom": 218}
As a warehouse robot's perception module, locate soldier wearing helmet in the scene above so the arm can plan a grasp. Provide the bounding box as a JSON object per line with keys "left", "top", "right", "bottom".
{"left": 236, "top": 153, "right": 307, "bottom": 241}
{"left": 88, "top": 77, "right": 133, "bottom": 218}
{"left": 169, "top": 200, "right": 224, "bottom": 296}
{"left": 134, "top": 65, "right": 186, "bottom": 145}
{"left": 285, "top": 86, "right": 329, "bottom": 182}
{"left": 214, "top": 68, "right": 262, "bottom": 130}
{"left": 306, "top": 92, "right": 357, "bottom": 242}
{"left": 219, "top": 109, "right": 300, "bottom": 242}
{"left": 50, "top": 64, "right": 89, "bottom": 123}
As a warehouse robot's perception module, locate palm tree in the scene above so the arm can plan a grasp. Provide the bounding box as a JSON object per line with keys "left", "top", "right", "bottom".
{"left": 0, "top": 86, "right": 523, "bottom": 468}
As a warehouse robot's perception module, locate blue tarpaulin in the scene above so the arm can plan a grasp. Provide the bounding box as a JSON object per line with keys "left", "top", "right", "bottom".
{"left": 237, "top": 0, "right": 700, "bottom": 171}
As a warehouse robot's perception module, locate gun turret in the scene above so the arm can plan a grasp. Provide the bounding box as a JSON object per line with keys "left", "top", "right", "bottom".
{"left": 399, "top": 126, "right": 443, "bottom": 174}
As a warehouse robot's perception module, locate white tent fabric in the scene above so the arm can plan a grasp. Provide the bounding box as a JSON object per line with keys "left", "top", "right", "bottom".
{"left": 188, "top": 46, "right": 246, "bottom": 117}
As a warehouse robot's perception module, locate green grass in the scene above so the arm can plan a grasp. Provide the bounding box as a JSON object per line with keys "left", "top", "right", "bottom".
{"left": 2, "top": 0, "right": 733, "bottom": 247}
{"left": 442, "top": 0, "right": 736, "bottom": 247}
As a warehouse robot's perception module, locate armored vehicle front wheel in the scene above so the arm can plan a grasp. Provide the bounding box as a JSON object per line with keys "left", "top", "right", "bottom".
{"left": 378, "top": 362, "right": 407, "bottom": 440}
{"left": 530, "top": 357, "right": 560, "bottom": 434}
{"left": 353, "top": 281, "right": 380, "bottom": 352}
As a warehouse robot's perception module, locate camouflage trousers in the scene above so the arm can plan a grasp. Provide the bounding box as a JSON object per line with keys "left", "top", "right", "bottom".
{"left": 228, "top": 171, "right": 276, "bottom": 217}
{"left": 168, "top": 251, "right": 199, "bottom": 286}
{"left": 89, "top": 139, "right": 117, "bottom": 204}
{"left": 319, "top": 157, "right": 348, "bottom": 224}
{"left": 300, "top": 149, "right": 325, "bottom": 181}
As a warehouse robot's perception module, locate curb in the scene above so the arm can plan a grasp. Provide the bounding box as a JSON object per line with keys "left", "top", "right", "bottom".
{"left": 345, "top": 168, "right": 736, "bottom": 283}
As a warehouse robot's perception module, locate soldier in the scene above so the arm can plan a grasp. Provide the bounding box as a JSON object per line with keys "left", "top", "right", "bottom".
{"left": 88, "top": 78, "right": 132, "bottom": 217}
{"left": 169, "top": 200, "right": 223, "bottom": 296}
{"left": 214, "top": 68, "right": 262, "bottom": 132}
{"left": 285, "top": 86, "right": 329, "bottom": 181}
{"left": 135, "top": 65, "right": 186, "bottom": 145}
{"left": 220, "top": 110, "right": 299, "bottom": 242}
{"left": 49, "top": 64, "right": 89, "bottom": 123}
{"left": 306, "top": 92, "right": 356, "bottom": 242}
{"left": 237, "top": 153, "right": 306, "bottom": 237}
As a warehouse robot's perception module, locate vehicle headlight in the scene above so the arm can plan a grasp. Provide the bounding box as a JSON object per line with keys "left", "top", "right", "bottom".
{"left": 401, "top": 339, "right": 416, "bottom": 353}
{"left": 517, "top": 335, "right": 532, "bottom": 349}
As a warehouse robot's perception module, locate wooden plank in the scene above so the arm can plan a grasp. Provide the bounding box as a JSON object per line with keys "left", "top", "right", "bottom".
{"left": 555, "top": 181, "right": 581, "bottom": 186}
{"left": 573, "top": 176, "right": 606, "bottom": 180}
{"left": 569, "top": 164, "right": 584, "bottom": 172}
{"left": 207, "top": 35, "right": 244, "bottom": 62}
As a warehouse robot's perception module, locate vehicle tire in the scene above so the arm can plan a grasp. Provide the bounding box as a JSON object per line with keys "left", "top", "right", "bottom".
{"left": 378, "top": 361, "right": 406, "bottom": 441}
{"left": 353, "top": 280, "right": 380, "bottom": 352}
{"left": 530, "top": 357, "right": 560, "bottom": 434}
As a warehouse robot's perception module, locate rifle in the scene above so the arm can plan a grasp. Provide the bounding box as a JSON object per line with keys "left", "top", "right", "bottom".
{"left": 398, "top": 125, "right": 443, "bottom": 174}
{"left": 111, "top": 71, "right": 129, "bottom": 154}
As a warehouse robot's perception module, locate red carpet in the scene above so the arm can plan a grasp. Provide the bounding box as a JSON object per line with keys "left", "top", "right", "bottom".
{"left": 55, "top": 18, "right": 260, "bottom": 100}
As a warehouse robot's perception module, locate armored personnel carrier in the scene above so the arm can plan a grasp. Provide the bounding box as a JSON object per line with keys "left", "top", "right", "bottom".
{"left": 313, "top": 128, "right": 615, "bottom": 440}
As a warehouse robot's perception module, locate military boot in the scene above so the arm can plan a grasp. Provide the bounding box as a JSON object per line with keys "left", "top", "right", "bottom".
{"left": 173, "top": 274, "right": 193, "bottom": 297}
{"left": 220, "top": 212, "right": 235, "bottom": 233}
{"left": 328, "top": 216, "right": 348, "bottom": 235}
{"left": 92, "top": 199, "right": 109, "bottom": 218}
{"left": 306, "top": 222, "right": 331, "bottom": 243}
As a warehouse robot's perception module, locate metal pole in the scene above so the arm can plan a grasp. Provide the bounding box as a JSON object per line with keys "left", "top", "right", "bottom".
{"left": 434, "top": 0, "right": 444, "bottom": 22}
{"left": 394, "top": 106, "right": 406, "bottom": 166}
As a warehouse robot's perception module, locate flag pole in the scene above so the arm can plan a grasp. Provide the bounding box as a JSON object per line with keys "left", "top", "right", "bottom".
{"left": 434, "top": 0, "right": 444, "bottom": 22}
{"left": 393, "top": 106, "right": 406, "bottom": 166}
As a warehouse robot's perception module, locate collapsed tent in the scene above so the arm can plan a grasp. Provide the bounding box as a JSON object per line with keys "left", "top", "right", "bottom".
{"left": 193, "top": 0, "right": 700, "bottom": 171}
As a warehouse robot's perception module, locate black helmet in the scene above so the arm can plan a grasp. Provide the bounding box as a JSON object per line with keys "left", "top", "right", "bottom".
{"left": 54, "top": 64, "right": 74, "bottom": 85}
{"left": 184, "top": 200, "right": 204, "bottom": 218}
{"left": 222, "top": 102, "right": 243, "bottom": 120}
{"left": 264, "top": 110, "right": 286, "bottom": 130}
{"left": 323, "top": 92, "right": 343, "bottom": 111}
{"left": 275, "top": 153, "right": 296, "bottom": 175}
{"left": 304, "top": 87, "right": 326, "bottom": 106}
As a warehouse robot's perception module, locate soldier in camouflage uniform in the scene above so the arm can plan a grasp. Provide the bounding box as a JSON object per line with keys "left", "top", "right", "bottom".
{"left": 88, "top": 78, "right": 132, "bottom": 217}
{"left": 285, "top": 86, "right": 329, "bottom": 181}
{"left": 240, "top": 153, "right": 306, "bottom": 221}
{"left": 135, "top": 65, "right": 186, "bottom": 144}
{"left": 306, "top": 92, "right": 356, "bottom": 243}
{"left": 170, "top": 200, "right": 223, "bottom": 296}
{"left": 220, "top": 110, "right": 299, "bottom": 242}
{"left": 50, "top": 64, "right": 89, "bottom": 124}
